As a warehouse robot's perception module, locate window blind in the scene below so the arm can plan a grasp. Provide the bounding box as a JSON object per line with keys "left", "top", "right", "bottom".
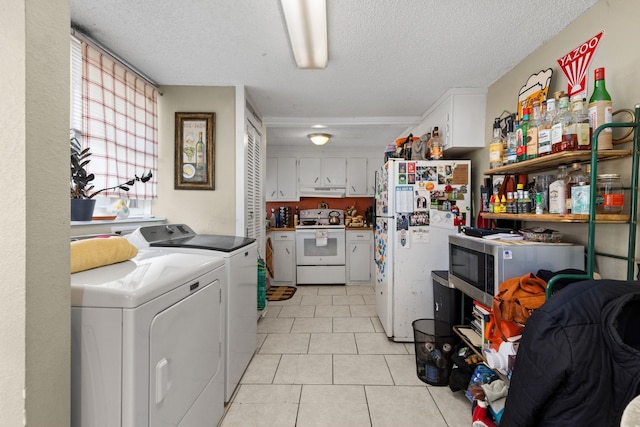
{"left": 72, "top": 36, "right": 158, "bottom": 199}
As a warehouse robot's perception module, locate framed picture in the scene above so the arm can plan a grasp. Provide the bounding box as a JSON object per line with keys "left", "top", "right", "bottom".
{"left": 175, "top": 112, "right": 215, "bottom": 190}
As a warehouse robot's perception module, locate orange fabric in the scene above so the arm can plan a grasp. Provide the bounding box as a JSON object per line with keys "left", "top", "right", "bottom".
{"left": 492, "top": 273, "right": 547, "bottom": 342}
{"left": 485, "top": 313, "right": 524, "bottom": 351}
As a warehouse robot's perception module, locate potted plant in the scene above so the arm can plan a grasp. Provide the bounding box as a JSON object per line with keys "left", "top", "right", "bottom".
{"left": 70, "top": 136, "right": 153, "bottom": 220}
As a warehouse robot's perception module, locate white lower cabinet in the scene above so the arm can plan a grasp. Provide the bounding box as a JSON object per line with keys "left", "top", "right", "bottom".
{"left": 271, "top": 231, "right": 296, "bottom": 285}
{"left": 346, "top": 230, "right": 373, "bottom": 284}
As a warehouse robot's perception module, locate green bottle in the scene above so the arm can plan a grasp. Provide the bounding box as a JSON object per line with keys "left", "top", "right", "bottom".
{"left": 588, "top": 67, "right": 613, "bottom": 150}
{"left": 516, "top": 108, "right": 530, "bottom": 162}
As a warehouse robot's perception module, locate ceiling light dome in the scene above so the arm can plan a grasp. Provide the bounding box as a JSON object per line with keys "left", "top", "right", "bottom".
{"left": 308, "top": 133, "right": 331, "bottom": 145}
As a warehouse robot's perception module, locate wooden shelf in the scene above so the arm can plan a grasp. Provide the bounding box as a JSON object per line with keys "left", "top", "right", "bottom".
{"left": 484, "top": 149, "right": 631, "bottom": 176}
{"left": 480, "top": 212, "right": 630, "bottom": 223}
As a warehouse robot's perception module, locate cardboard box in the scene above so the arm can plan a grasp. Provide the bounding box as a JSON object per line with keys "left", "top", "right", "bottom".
{"left": 571, "top": 185, "right": 590, "bottom": 214}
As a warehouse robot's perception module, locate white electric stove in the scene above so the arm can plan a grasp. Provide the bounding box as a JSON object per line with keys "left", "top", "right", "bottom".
{"left": 295, "top": 209, "right": 346, "bottom": 284}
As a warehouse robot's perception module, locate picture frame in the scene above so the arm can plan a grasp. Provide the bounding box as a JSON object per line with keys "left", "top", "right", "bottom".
{"left": 175, "top": 112, "right": 215, "bottom": 190}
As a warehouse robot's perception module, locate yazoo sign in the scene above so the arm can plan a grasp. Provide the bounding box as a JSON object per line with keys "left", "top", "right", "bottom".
{"left": 557, "top": 30, "right": 604, "bottom": 98}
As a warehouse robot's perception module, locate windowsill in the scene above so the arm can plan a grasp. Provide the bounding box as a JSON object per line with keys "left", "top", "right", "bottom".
{"left": 71, "top": 216, "right": 165, "bottom": 226}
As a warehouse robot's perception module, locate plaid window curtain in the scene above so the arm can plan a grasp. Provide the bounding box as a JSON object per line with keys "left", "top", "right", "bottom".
{"left": 81, "top": 40, "right": 158, "bottom": 199}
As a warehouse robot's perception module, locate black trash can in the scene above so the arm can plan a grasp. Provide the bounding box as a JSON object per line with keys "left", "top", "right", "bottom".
{"left": 432, "top": 271, "right": 461, "bottom": 325}
{"left": 412, "top": 318, "right": 457, "bottom": 386}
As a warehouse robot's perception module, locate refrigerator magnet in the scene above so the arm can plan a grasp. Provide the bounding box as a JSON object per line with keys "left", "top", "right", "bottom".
{"left": 398, "top": 229, "right": 410, "bottom": 248}
{"left": 411, "top": 227, "right": 430, "bottom": 243}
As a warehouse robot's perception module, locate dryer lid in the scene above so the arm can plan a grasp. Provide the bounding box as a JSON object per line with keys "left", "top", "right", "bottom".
{"left": 127, "top": 224, "right": 255, "bottom": 252}
{"left": 70, "top": 248, "right": 224, "bottom": 308}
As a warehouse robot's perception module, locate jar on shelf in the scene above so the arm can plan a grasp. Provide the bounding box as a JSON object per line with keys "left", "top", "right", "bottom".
{"left": 596, "top": 174, "right": 624, "bottom": 214}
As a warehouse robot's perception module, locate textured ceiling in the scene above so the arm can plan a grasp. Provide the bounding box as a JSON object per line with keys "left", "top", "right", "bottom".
{"left": 71, "top": 0, "right": 599, "bottom": 149}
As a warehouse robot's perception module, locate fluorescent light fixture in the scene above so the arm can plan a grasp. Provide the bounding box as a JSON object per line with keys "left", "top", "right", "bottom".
{"left": 280, "top": 0, "right": 328, "bottom": 69}
{"left": 308, "top": 133, "right": 331, "bottom": 145}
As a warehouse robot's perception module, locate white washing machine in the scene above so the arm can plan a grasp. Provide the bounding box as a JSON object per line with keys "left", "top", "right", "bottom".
{"left": 71, "top": 248, "right": 226, "bottom": 427}
{"left": 127, "top": 224, "right": 258, "bottom": 402}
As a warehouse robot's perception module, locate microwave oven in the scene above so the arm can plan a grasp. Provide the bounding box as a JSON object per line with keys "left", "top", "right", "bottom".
{"left": 448, "top": 234, "right": 585, "bottom": 307}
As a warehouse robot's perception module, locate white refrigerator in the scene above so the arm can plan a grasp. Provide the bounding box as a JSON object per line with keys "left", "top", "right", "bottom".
{"left": 374, "top": 158, "right": 471, "bottom": 342}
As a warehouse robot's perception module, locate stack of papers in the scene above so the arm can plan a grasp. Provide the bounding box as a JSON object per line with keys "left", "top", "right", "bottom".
{"left": 483, "top": 233, "right": 523, "bottom": 241}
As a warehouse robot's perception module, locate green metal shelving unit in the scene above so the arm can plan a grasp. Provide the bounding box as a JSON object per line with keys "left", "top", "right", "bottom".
{"left": 546, "top": 104, "right": 640, "bottom": 298}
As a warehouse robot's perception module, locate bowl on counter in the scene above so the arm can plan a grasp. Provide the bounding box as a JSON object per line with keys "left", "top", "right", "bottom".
{"left": 521, "top": 228, "right": 563, "bottom": 243}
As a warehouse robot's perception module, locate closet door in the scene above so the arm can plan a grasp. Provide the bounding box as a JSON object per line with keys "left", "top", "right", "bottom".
{"left": 246, "top": 120, "right": 265, "bottom": 251}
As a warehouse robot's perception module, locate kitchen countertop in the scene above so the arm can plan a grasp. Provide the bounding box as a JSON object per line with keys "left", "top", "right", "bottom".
{"left": 266, "top": 226, "right": 372, "bottom": 231}
{"left": 266, "top": 227, "right": 296, "bottom": 232}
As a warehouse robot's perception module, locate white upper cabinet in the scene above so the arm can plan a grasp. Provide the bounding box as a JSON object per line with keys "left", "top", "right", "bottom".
{"left": 410, "top": 88, "right": 486, "bottom": 156}
{"left": 347, "top": 157, "right": 381, "bottom": 196}
{"left": 324, "top": 157, "right": 347, "bottom": 186}
{"left": 298, "top": 157, "right": 322, "bottom": 186}
{"left": 266, "top": 157, "right": 298, "bottom": 201}
{"left": 367, "top": 157, "right": 381, "bottom": 196}
{"left": 347, "top": 158, "right": 368, "bottom": 195}
{"left": 299, "top": 157, "right": 346, "bottom": 187}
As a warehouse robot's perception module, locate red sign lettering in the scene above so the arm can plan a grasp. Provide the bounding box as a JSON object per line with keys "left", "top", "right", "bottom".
{"left": 557, "top": 30, "right": 604, "bottom": 97}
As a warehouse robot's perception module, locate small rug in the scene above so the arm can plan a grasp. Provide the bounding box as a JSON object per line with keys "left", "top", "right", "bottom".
{"left": 266, "top": 286, "right": 297, "bottom": 302}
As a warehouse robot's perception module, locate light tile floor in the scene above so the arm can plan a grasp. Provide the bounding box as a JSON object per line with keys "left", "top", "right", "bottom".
{"left": 219, "top": 285, "right": 472, "bottom": 427}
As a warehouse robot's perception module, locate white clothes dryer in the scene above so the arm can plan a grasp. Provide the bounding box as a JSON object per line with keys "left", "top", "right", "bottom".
{"left": 71, "top": 248, "right": 226, "bottom": 427}
{"left": 127, "top": 224, "right": 258, "bottom": 402}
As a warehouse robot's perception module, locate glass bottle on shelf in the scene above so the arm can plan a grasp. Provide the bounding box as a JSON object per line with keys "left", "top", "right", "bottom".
{"left": 588, "top": 67, "right": 613, "bottom": 150}
{"left": 565, "top": 162, "right": 589, "bottom": 213}
{"left": 506, "top": 115, "right": 518, "bottom": 165}
{"left": 535, "top": 193, "right": 544, "bottom": 215}
{"left": 516, "top": 183, "right": 525, "bottom": 214}
{"left": 516, "top": 108, "right": 530, "bottom": 162}
{"left": 506, "top": 191, "right": 515, "bottom": 214}
{"left": 551, "top": 95, "right": 575, "bottom": 154}
{"left": 549, "top": 164, "right": 568, "bottom": 214}
{"left": 527, "top": 100, "right": 541, "bottom": 160}
{"left": 269, "top": 208, "right": 276, "bottom": 228}
{"left": 538, "top": 98, "right": 555, "bottom": 157}
{"left": 489, "top": 118, "right": 504, "bottom": 169}
{"left": 534, "top": 173, "right": 554, "bottom": 213}
{"left": 573, "top": 98, "right": 591, "bottom": 151}
{"left": 596, "top": 174, "right": 624, "bottom": 213}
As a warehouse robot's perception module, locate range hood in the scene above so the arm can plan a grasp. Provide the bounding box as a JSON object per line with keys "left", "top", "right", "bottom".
{"left": 298, "top": 187, "right": 346, "bottom": 198}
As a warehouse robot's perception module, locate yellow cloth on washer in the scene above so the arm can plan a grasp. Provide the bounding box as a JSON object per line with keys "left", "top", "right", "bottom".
{"left": 71, "top": 236, "right": 138, "bottom": 273}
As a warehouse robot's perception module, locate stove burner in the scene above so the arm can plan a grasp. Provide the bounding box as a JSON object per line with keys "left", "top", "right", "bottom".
{"left": 298, "top": 208, "right": 344, "bottom": 227}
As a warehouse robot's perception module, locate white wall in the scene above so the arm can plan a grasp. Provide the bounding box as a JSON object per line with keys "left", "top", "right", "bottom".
{"left": 0, "top": 0, "right": 70, "bottom": 425}
{"left": 470, "top": 0, "right": 640, "bottom": 279}
{"left": 155, "top": 86, "right": 238, "bottom": 235}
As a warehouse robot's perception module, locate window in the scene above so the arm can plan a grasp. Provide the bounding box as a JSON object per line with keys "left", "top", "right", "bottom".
{"left": 70, "top": 35, "right": 158, "bottom": 216}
